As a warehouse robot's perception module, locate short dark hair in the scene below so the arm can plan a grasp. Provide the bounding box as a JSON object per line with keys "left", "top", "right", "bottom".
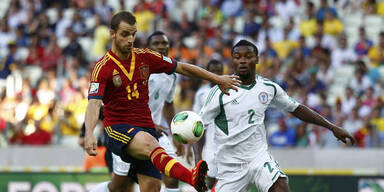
{"left": 147, "top": 31, "right": 167, "bottom": 46}
{"left": 207, "top": 59, "right": 222, "bottom": 70}
{"left": 110, "top": 11, "right": 136, "bottom": 31}
{"left": 232, "top": 39, "right": 258, "bottom": 56}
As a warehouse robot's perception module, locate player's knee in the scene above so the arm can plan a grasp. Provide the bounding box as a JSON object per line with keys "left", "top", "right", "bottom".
{"left": 127, "top": 131, "right": 160, "bottom": 159}
{"left": 269, "top": 177, "right": 289, "bottom": 192}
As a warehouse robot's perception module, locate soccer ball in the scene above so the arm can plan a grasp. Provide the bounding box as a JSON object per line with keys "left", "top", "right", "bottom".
{"left": 171, "top": 111, "right": 204, "bottom": 144}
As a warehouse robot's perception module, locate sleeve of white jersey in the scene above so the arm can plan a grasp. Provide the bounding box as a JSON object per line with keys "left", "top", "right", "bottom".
{"left": 270, "top": 82, "right": 300, "bottom": 112}
{"left": 165, "top": 74, "right": 177, "bottom": 103}
{"left": 192, "top": 89, "right": 204, "bottom": 113}
{"left": 199, "top": 86, "right": 221, "bottom": 128}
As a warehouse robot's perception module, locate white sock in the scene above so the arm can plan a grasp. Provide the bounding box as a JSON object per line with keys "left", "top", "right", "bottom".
{"left": 90, "top": 181, "right": 110, "bottom": 192}
{"left": 165, "top": 188, "right": 180, "bottom": 192}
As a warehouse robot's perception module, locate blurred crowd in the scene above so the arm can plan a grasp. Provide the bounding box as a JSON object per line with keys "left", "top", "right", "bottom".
{"left": 0, "top": 0, "right": 383, "bottom": 148}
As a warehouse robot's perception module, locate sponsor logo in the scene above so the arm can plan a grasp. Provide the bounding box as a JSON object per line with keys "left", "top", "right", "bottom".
{"left": 89, "top": 83, "right": 99, "bottom": 94}
{"left": 258, "top": 92, "right": 268, "bottom": 104}
{"left": 231, "top": 99, "right": 239, "bottom": 105}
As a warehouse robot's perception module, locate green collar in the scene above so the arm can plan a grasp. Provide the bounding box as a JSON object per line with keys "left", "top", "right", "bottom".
{"left": 239, "top": 80, "right": 256, "bottom": 90}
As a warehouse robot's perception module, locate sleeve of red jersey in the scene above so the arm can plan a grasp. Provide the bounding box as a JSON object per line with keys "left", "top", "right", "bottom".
{"left": 88, "top": 60, "right": 110, "bottom": 100}
{"left": 146, "top": 49, "right": 178, "bottom": 75}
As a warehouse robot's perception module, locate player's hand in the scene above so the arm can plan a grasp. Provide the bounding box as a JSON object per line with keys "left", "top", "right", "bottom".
{"left": 173, "top": 138, "right": 185, "bottom": 156}
{"left": 217, "top": 75, "right": 241, "bottom": 95}
{"left": 84, "top": 134, "right": 98, "bottom": 156}
{"left": 331, "top": 126, "right": 356, "bottom": 145}
{"left": 155, "top": 124, "right": 169, "bottom": 136}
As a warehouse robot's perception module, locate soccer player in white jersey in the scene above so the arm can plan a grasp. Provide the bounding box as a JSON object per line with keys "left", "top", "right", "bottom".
{"left": 106, "top": 31, "right": 185, "bottom": 192}
{"left": 200, "top": 40, "right": 356, "bottom": 192}
{"left": 147, "top": 31, "right": 185, "bottom": 192}
{"left": 193, "top": 59, "right": 223, "bottom": 191}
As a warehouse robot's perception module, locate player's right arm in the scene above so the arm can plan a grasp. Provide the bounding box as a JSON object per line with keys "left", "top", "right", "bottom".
{"left": 175, "top": 62, "right": 240, "bottom": 95}
{"left": 84, "top": 57, "right": 110, "bottom": 156}
{"left": 84, "top": 99, "right": 102, "bottom": 156}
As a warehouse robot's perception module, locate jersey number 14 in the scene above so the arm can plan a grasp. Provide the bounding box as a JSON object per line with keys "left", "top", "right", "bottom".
{"left": 126, "top": 83, "right": 139, "bottom": 100}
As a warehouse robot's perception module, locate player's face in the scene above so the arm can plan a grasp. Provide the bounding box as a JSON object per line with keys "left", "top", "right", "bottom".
{"left": 232, "top": 46, "right": 258, "bottom": 80}
{"left": 208, "top": 64, "right": 223, "bottom": 76}
{"left": 149, "top": 35, "right": 169, "bottom": 56}
{"left": 111, "top": 21, "right": 137, "bottom": 55}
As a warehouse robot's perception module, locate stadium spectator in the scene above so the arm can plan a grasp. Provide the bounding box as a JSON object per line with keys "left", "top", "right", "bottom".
{"left": 0, "top": 42, "right": 18, "bottom": 85}
{"left": 133, "top": 0, "right": 155, "bottom": 34}
{"left": 273, "top": 26, "right": 299, "bottom": 59}
{"left": 269, "top": 118, "right": 296, "bottom": 148}
{"left": 300, "top": 1, "right": 317, "bottom": 37}
{"left": 295, "top": 123, "right": 309, "bottom": 147}
{"left": 275, "top": 0, "right": 298, "bottom": 21}
{"left": 323, "top": 10, "right": 344, "bottom": 37}
{"left": 349, "top": 69, "right": 372, "bottom": 95}
{"left": 368, "top": 31, "right": 384, "bottom": 67}
{"left": 221, "top": 0, "right": 244, "bottom": 17}
{"left": 22, "top": 120, "right": 52, "bottom": 145}
{"left": 243, "top": 9, "right": 260, "bottom": 37}
{"left": 355, "top": 27, "right": 374, "bottom": 58}
{"left": 91, "top": 15, "right": 110, "bottom": 60}
{"left": 70, "top": 11, "right": 87, "bottom": 36}
{"left": 316, "top": 0, "right": 338, "bottom": 22}
{"left": 331, "top": 33, "right": 357, "bottom": 68}
{"left": 341, "top": 87, "right": 357, "bottom": 114}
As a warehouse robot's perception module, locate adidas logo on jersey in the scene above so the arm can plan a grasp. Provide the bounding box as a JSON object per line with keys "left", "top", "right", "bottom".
{"left": 231, "top": 99, "right": 239, "bottom": 105}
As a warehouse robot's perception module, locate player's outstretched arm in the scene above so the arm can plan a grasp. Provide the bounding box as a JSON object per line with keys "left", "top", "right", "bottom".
{"left": 175, "top": 62, "right": 241, "bottom": 95}
{"left": 84, "top": 99, "right": 102, "bottom": 156}
{"left": 291, "top": 104, "right": 356, "bottom": 145}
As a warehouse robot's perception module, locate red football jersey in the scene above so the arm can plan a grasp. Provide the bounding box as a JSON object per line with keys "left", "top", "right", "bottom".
{"left": 88, "top": 48, "right": 177, "bottom": 128}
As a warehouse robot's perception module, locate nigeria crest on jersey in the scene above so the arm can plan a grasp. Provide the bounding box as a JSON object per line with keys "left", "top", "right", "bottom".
{"left": 258, "top": 92, "right": 268, "bottom": 104}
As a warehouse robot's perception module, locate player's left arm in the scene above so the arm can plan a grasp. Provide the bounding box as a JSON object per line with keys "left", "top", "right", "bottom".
{"left": 146, "top": 49, "right": 240, "bottom": 95}
{"left": 291, "top": 105, "right": 355, "bottom": 145}
{"left": 270, "top": 81, "right": 355, "bottom": 145}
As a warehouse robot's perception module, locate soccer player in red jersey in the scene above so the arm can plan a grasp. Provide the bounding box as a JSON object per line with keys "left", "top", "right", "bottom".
{"left": 84, "top": 11, "right": 241, "bottom": 192}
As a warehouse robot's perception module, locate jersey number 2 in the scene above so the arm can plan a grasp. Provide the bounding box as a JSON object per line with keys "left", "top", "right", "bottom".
{"left": 248, "top": 109, "right": 255, "bottom": 124}
{"left": 126, "top": 83, "right": 139, "bottom": 100}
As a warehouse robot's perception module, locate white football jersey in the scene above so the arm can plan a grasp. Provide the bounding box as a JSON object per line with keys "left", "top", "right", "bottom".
{"left": 192, "top": 83, "right": 211, "bottom": 113}
{"left": 148, "top": 73, "right": 177, "bottom": 125}
{"left": 200, "top": 76, "right": 299, "bottom": 163}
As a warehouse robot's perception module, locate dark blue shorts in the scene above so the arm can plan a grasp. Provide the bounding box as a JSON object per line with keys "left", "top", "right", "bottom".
{"left": 104, "top": 124, "right": 161, "bottom": 182}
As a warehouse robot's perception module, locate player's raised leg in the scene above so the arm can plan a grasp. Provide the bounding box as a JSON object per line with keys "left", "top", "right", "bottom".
{"left": 127, "top": 131, "right": 208, "bottom": 192}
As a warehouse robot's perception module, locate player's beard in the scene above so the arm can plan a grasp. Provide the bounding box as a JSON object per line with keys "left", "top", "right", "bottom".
{"left": 115, "top": 36, "right": 131, "bottom": 55}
